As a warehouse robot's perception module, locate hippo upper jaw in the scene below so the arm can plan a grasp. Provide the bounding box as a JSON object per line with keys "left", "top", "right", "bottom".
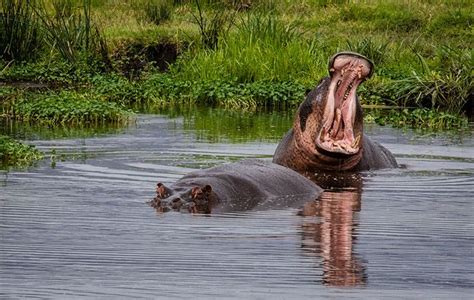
{"left": 315, "top": 52, "right": 372, "bottom": 157}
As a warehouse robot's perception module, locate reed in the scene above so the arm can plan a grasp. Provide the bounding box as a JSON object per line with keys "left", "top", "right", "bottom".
{"left": 35, "top": 0, "right": 109, "bottom": 66}
{"left": 0, "top": 0, "right": 42, "bottom": 61}
{"left": 191, "top": 0, "right": 235, "bottom": 49}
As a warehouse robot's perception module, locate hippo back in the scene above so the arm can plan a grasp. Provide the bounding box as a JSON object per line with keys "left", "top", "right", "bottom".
{"left": 174, "top": 159, "right": 322, "bottom": 211}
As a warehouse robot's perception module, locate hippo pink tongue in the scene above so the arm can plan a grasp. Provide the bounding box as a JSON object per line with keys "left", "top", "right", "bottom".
{"left": 318, "top": 54, "right": 371, "bottom": 154}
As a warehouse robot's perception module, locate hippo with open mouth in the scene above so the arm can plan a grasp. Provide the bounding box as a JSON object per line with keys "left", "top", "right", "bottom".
{"left": 273, "top": 52, "right": 397, "bottom": 172}
{"left": 149, "top": 159, "right": 322, "bottom": 213}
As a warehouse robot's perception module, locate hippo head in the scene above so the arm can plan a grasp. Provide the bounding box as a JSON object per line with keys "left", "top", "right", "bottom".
{"left": 295, "top": 52, "right": 373, "bottom": 171}
{"left": 149, "top": 183, "right": 215, "bottom": 214}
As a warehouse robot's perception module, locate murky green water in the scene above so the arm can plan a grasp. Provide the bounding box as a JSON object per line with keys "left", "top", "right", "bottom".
{"left": 1, "top": 108, "right": 473, "bottom": 299}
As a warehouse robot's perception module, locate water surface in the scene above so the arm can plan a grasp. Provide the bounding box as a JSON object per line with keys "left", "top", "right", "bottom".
{"left": 1, "top": 111, "right": 473, "bottom": 299}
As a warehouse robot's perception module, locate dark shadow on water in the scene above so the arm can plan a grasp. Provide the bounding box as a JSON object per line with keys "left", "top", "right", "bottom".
{"left": 299, "top": 174, "right": 367, "bottom": 287}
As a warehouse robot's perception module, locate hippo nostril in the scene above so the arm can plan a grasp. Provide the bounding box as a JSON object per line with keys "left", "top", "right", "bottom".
{"left": 172, "top": 198, "right": 181, "bottom": 203}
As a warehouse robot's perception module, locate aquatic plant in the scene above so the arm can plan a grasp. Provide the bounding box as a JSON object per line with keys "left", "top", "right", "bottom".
{"left": 0, "top": 59, "right": 99, "bottom": 85}
{"left": 365, "top": 108, "right": 469, "bottom": 131}
{"left": 0, "top": 135, "right": 43, "bottom": 169}
{"left": 141, "top": 74, "right": 306, "bottom": 109}
{"left": 9, "top": 90, "right": 133, "bottom": 125}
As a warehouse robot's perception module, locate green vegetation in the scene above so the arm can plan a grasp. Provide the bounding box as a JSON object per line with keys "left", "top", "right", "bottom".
{"left": 0, "top": 0, "right": 472, "bottom": 168}
{"left": 365, "top": 108, "right": 469, "bottom": 131}
{"left": 0, "top": 0, "right": 42, "bottom": 61}
{"left": 4, "top": 90, "right": 133, "bottom": 125}
{"left": 1, "top": 0, "right": 470, "bottom": 111}
{"left": 140, "top": 0, "right": 173, "bottom": 26}
{"left": 0, "top": 135, "right": 43, "bottom": 169}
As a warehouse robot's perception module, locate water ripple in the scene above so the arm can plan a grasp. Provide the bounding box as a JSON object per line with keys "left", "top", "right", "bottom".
{"left": 1, "top": 115, "right": 473, "bottom": 298}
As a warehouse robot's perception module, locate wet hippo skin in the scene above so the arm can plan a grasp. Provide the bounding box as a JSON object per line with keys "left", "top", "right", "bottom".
{"left": 273, "top": 52, "right": 397, "bottom": 172}
{"left": 149, "top": 159, "right": 322, "bottom": 213}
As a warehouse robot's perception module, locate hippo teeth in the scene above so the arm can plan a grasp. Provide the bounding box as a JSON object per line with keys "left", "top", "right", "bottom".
{"left": 317, "top": 69, "right": 362, "bottom": 155}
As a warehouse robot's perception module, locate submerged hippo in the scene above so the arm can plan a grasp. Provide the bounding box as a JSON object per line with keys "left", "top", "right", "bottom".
{"left": 149, "top": 159, "right": 322, "bottom": 213}
{"left": 273, "top": 52, "right": 397, "bottom": 172}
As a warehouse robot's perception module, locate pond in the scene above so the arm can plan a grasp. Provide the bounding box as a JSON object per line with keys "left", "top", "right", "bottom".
{"left": 1, "top": 108, "right": 473, "bottom": 298}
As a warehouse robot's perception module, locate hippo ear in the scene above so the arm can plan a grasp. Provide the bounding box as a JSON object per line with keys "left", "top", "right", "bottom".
{"left": 191, "top": 185, "right": 212, "bottom": 199}
{"left": 156, "top": 182, "right": 170, "bottom": 198}
{"left": 202, "top": 184, "right": 212, "bottom": 194}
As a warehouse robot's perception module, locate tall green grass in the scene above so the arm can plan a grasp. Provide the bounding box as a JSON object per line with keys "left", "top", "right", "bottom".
{"left": 391, "top": 47, "right": 472, "bottom": 114}
{"left": 0, "top": 0, "right": 42, "bottom": 61}
{"left": 172, "top": 12, "right": 326, "bottom": 85}
{"left": 35, "top": 0, "right": 109, "bottom": 66}
{"left": 139, "top": 0, "right": 173, "bottom": 25}
{"left": 191, "top": 0, "right": 235, "bottom": 49}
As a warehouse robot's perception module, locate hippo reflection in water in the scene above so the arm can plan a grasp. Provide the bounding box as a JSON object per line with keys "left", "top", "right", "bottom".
{"left": 149, "top": 160, "right": 322, "bottom": 213}
{"left": 299, "top": 175, "right": 367, "bottom": 287}
{"left": 274, "top": 52, "right": 397, "bottom": 173}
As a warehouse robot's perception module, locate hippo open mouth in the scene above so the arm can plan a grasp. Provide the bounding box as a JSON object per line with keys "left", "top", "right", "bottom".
{"left": 316, "top": 52, "right": 373, "bottom": 155}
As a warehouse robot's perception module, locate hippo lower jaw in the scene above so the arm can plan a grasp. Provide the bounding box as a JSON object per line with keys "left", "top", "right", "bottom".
{"left": 315, "top": 52, "right": 372, "bottom": 156}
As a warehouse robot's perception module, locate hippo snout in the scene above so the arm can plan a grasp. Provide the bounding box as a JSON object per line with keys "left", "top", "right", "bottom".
{"left": 149, "top": 195, "right": 200, "bottom": 213}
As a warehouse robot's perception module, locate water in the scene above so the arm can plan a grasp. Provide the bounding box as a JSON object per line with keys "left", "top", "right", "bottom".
{"left": 1, "top": 111, "right": 473, "bottom": 299}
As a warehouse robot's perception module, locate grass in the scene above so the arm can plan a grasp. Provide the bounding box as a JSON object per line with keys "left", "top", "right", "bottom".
{"left": 140, "top": 0, "right": 173, "bottom": 26}
{"left": 171, "top": 12, "right": 325, "bottom": 85}
{"left": 390, "top": 47, "right": 472, "bottom": 113}
{"left": 0, "top": 134, "right": 43, "bottom": 169}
